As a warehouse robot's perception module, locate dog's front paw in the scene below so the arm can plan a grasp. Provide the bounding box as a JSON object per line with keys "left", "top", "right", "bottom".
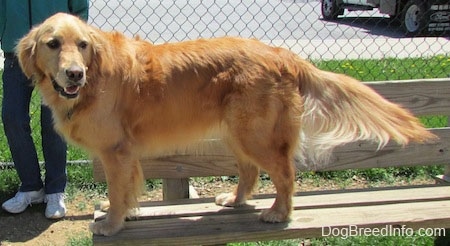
{"left": 89, "top": 219, "right": 124, "bottom": 236}
{"left": 259, "top": 208, "right": 289, "bottom": 223}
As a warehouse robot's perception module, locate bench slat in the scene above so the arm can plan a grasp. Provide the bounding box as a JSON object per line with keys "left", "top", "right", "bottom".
{"left": 366, "top": 78, "right": 450, "bottom": 116}
{"left": 323, "top": 127, "right": 450, "bottom": 171}
{"left": 93, "top": 186, "right": 450, "bottom": 245}
{"left": 93, "top": 128, "right": 450, "bottom": 180}
{"left": 94, "top": 185, "right": 450, "bottom": 220}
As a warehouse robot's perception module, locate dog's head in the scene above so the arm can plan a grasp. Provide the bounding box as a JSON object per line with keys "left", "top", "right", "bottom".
{"left": 17, "top": 13, "right": 112, "bottom": 100}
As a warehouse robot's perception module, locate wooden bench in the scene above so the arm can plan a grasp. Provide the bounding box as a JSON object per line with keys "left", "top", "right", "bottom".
{"left": 93, "top": 78, "right": 450, "bottom": 245}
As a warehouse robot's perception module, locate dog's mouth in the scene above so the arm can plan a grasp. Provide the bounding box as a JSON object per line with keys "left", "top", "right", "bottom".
{"left": 52, "top": 78, "right": 81, "bottom": 99}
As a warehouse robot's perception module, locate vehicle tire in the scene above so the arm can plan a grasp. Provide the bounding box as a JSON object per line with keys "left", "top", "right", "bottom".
{"left": 321, "top": 0, "right": 343, "bottom": 20}
{"left": 401, "top": 0, "right": 427, "bottom": 36}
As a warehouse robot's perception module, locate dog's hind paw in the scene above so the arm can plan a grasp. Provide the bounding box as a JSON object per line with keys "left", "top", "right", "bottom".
{"left": 89, "top": 220, "right": 124, "bottom": 236}
{"left": 215, "top": 192, "right": 245, "bottom": 207}
{"left": 215, "top": 192, "right": 238, "bottom": 207}
{"left": 99, "top": 200, "right": 110, "bottom": 212}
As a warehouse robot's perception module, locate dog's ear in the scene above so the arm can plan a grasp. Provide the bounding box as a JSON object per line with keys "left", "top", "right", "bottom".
{"left": 87, "top": 27, "right": 115, "bottom": 78}
{"left": 16, "top": 27, "right": 40, "bottom": 80}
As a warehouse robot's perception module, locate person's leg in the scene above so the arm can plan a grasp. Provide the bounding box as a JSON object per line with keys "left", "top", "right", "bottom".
{"left": 41, "top": 104, "right": 68, "bottom": 218}
{"left": 41, "top": 105, "right": 67, "bottom": 194}
{"left": 1, "top": 57, "right": 43, "bottom": 192}
{"left": 41, "top": 104, "right": 68, "bottom": 194}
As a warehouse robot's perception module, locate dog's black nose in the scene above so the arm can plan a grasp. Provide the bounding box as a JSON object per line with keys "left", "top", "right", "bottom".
{"left": 66, "top": 66, "right": 84, "bottom": 82}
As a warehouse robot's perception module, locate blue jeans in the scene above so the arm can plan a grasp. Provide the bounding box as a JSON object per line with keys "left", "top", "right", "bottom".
{"left": 2, "top": 56, "right": 67, "bottom": 194}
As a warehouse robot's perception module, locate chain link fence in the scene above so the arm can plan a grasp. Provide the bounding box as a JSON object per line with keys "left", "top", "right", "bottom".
{"left": 87, "top": 0, "right": 449, "bottom": 75}
{"left": 0, "top": 0, "right": 449, "bottom": 162}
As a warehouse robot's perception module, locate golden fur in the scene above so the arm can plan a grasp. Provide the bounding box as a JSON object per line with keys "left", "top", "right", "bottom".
{"left": 17, "top": 13, "right": 436, "bottom": 236}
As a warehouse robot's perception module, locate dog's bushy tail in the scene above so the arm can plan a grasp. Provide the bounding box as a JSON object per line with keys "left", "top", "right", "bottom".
{"left": 296, "top": 62, "right": 437, "bottom": 166}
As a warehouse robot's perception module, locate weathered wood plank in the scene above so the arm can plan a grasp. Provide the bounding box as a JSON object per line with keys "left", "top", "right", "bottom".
{"left": 94, "top": 185, "right": 450, "bottom": 220}
{"left": 93, "top": 186, "right": 450, "bottom": 245}
{"left": 319, "top": 127, "right": 450, "bottom": 171}
{"left": 92, "top": 149, "right": 237, "bottom": 181}
{"left": 366, "top": 78, "right": 450, "bottom": 116}
{"left": 95, "top": 202, "right": 450, "bottom": 245}
{"left": 93, "top": 128, "right": 450, "bottom": 180}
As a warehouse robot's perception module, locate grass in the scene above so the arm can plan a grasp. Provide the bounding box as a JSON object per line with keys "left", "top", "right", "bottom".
{"left": 0, "top": 54, "right": 449, "bottom": 245}
{"left": 230, "top": 234, "right": 437, "bottom": 246}
{"left": 66, "top": 233, "right": 93, "bottom": 246}
{"left": 314, "top": 54, "right": 450, "bottom": 81}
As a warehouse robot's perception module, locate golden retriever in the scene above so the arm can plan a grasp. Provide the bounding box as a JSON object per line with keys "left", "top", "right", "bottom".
{"left": 17, "top": 13, "right": 436, "bottom": 236}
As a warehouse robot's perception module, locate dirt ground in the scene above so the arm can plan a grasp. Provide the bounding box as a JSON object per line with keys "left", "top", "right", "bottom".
{"left": 0, "top": 177, "right": 436, "bottom": 246}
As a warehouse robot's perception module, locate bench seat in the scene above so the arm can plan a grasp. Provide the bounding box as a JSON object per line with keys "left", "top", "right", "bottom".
{"left": 93, "top": 185, "right": 450, "bottom": 245}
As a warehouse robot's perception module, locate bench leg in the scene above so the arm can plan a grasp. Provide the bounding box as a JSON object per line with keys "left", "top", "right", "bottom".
{"left": 163, "top": 178, "right": 190, "bottom": 200}
{"left": 436, "top": 118, "right": 450, "bottom": 183}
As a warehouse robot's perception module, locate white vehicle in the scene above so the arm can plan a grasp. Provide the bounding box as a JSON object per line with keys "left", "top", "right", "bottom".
{"left": 321, "top": 0, "right": 450, "bottom": 36}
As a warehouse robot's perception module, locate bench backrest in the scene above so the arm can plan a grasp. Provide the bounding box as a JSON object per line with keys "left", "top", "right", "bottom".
{"left": 93, "top": 78, "right": 450, "bottom": 181}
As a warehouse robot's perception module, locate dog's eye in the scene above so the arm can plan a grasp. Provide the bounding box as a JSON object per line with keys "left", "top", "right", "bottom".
{"left": 47, "top": 39, "right": 61, "bottom": 49}
{"left": 79, "top": 41, "right": 88, "bottom": 50}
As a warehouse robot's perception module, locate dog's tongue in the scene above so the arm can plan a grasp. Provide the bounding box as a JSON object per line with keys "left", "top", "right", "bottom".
{"left": 64, "top": 85, "right": 80, "bottom": 95}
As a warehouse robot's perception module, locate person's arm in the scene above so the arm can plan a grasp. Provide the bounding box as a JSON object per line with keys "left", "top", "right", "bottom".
{"left": 69, "top": 0, "right": 89, "bottom": 21}
{"left": 0, "top": 0, "right": 6, "bottom": 43}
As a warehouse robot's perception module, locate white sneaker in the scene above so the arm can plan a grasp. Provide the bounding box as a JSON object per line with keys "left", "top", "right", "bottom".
{"left": 45, "top": 193, "right": 66, "bottom": 219}
{"left": 2, "top": 189, "right": 45, "bottom": 213}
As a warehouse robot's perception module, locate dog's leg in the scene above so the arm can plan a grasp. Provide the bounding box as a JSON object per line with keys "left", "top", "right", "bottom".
{"left": 90, "top": 150, "right": 144, "bottom": 236}
{"left": 258, "top": 158, "right": 295, "bottom": 223}
{"left": 223, "top": 144, "right": 295, "bottom": 223}
{"left": 215, "top": 161, "right": 259, "bottom": 207}
{"left": 221, "top": 123, "right": 297, "bottom": 222}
